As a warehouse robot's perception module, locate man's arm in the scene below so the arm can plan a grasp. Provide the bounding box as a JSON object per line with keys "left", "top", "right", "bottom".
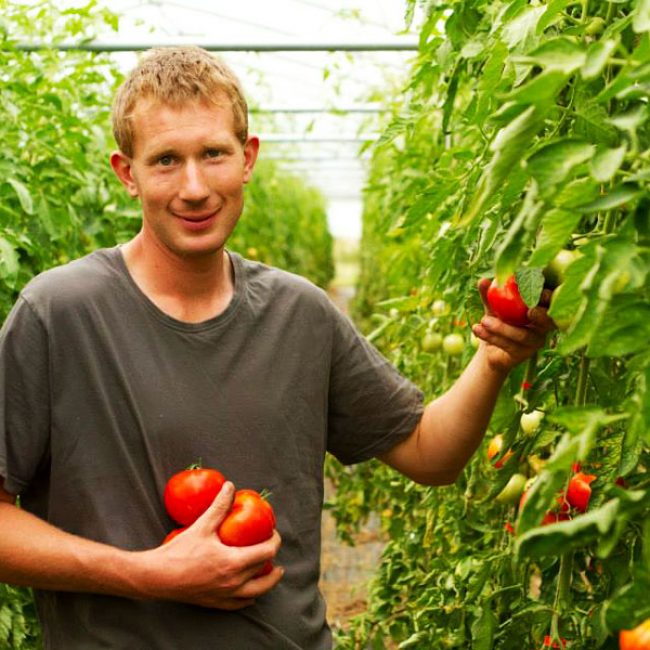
{"left": 0, "top": 479, "right": 282, "bottom": 610}
{"left": 380, "top": 285, "right": 554, "bottom": 486}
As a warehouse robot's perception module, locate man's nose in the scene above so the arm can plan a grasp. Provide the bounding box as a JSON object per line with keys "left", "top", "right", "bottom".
{"left": 178, "top": 160, "right": 210, "bottom": 202}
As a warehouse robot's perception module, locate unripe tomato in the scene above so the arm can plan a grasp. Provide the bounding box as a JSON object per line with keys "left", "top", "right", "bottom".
{"left": 566, "top": 472, "right": 596, "bottom": 512}
{"left": 520, "top": 409, "right": 544, "bottom": 436}
{"left": 496, "top": 473, "right": 528, "bottom": 505}
{"left": 442, "top": 333, "right": 465, "bottom": 355}
{"left": 620, "top": 617, "right": 650, "bottom": 650}
{"left": 164, "top": 467, "right": 226, "bottom": 526}
{"left": 470, "top": 332, "right": 481, "bottom": 349}
{"left": 543, "top": 249, "right": 579, "bottom": 288}
{"left": 421, "top": 331, "right": 443, "bottom": 352}
{"left": 585, "top": 16, "right": 606, "bottom": 35}
{"left": 486, "top": 275, "right": 530, "bottom": 327}
{"left": 432, "top": 299, "right": 450, "bottom": 316}
{"left": 487, "top": 434, "right": 514, "bottom": 469}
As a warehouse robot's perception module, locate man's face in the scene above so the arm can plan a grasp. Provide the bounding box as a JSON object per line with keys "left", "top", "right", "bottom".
{"left": 111, "top": 96, "right": 258, "bottom": 260}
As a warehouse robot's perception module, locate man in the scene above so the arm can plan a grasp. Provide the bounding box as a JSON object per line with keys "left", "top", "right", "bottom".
{"left": 0, "top": 47, "right": 553, "bottom": 648}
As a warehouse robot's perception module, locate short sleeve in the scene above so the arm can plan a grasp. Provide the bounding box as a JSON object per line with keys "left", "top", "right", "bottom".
{"left": 0, "top": 295, "right": 51, "bottom": 495}
{"left": 326, "top": 307, "right": 425, "bottom": 465}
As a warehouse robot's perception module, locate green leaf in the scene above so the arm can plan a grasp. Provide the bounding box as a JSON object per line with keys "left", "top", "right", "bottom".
{"left": 605, "top": 568, "right": 650, "bottom": 631}
{"left": 515, "top": 267, "right": 545, "bottom": 307}
{"left": 524, "top": 139, "right": 595, "bottom": 195}
{"left": 505, "top": 68, "right": 571, "bottom": 104}
{"left": 633, "top": 0, "right": 650, "bottom": 32}
{"left": 0, "top": 236, "right": 19, "bottom": 287}
{"left": 536, "top": 0, "right": 570, "bottom": 33}
{"left": 587, "top": 295, "right": 650, "bottom": 357}
{"left": 471, "top": 605, "right": 497, "bottom": 650}
{"left": 528, "top": 209, "right": 582, "bottom": 268}
{"left": 573, "top": 99, "right": 620, "bottom": 146}
{"left": 589, "top": 145, "right": 627, "bottom": 182}
{"left": 516, "top": 490, "right": 648, "bottom": 560}
{"left": 582, "top": 39, "right": 620, "bottom": 80}
{"left": 513, "top": 37, "right": 586, "bottom": 72}
{"left": 574, "top": 184, "right": 642, "bottom": 213}
{"left": 459, "top": 106, "right": 545, "bottom": 226}
{"left": 6, "top": 178, "right": 34, "bottom": 215}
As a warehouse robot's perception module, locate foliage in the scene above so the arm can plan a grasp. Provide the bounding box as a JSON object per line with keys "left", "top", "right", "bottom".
{"left": 328, "top": 0, "right": 650, "bottom": 648}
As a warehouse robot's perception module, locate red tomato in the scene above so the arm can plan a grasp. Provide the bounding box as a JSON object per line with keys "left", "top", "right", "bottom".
{"left": 164, "top": 467, "right": 226, "bottom": 526}
{"left": 620, "top": 618, "right": 650, "bottom": 650}
{"left": 486, "top": 275, "right": 530, "bottom": 327}
{"left": 162, "top": 527, "right": 188, "bottom": 544}
{"left": 566, "top": 472, "right": 596, "bottom": 513}
{"left": 541, "top": 511, "right": 571, "bottom": 526}
{"left": 543, "top": 634, "right": 567, "bottom": 648}
{"left": 218, "top": 489, "right": 276, "bottom": 577}
{"left": 487, "top": 434, "right": 514, "bottom": 469}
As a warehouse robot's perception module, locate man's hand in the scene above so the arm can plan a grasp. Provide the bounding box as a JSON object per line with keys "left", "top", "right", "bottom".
{"left": 140, "top": 482, "right": 283, "bottom": 610}
{"left": 472, "top": 278, "right": 556, "bottom": 374}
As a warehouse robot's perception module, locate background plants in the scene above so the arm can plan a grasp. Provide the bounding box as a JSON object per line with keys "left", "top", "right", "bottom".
{"left": 328, "top": 0, "right": 650, "bottom": 648}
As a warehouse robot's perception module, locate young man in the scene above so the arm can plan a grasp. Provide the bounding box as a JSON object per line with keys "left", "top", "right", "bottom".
{"left": 0, "top": 47, "right": 554, "bottom": 648}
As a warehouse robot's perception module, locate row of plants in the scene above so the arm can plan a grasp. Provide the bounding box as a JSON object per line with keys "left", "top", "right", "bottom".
{"left": 327, "top": 0, "right": 650, "bottom": 648}
{"left": 0, "top": 2, "right": 333, "bottom": 646}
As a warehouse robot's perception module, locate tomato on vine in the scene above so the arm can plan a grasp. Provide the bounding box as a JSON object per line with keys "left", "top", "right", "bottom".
{"left": 620, "top": 618, "right": 650, "bottom": 650}
{"left": 566, "top": 472, "right": 597, "bottom": 513}
{"left": 486, "top": 275, "right": 530, "bottom": 327}
{"left": 487, "top": 434, "right": 514, "bottom": 469}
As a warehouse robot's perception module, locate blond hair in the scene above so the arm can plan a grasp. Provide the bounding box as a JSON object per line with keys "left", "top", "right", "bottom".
{"left": 112, "top": 46, "right": 249, "bottom": 156}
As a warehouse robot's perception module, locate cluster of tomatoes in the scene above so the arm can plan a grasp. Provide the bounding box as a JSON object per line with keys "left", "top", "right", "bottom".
{"left": 162, "top": 465, "right": 276, "bottom": 576}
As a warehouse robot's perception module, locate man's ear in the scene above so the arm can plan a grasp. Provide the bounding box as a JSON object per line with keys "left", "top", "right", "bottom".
{"left": 242, "top": 136, "right": 260, "bottom": 184}
{"left": 110, "top": 151, "right": 139, "bottom": 198}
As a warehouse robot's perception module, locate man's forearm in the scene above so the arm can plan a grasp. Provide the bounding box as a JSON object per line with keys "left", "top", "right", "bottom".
{"left": 0, "top": 501, "right": 149, "bottom": 598}
{"left": 380, "top": 346, "right": 508, "bottom": 485}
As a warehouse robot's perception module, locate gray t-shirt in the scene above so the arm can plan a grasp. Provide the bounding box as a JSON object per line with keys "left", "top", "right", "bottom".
{"left": 0, "top": 247, "right": 424, "bottom": 649}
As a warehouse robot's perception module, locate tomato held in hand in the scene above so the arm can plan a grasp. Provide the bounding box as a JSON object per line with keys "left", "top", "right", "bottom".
{"left": 566, "top": 472, "right": 596, "bottom": 513}
{"left": 620, "top": 618, "right": 650, "bottom": 650}
{"left": 218, "top": 489, "right": 276, "bottom": 576}
{"left": 162, "top": 527, "right": 188, "bottom": 544}
{"left": 486, "top": 275, "right": 530, "bottom": 327}
{"left": 164, "top": 467, "right": 226, "bottom": 526}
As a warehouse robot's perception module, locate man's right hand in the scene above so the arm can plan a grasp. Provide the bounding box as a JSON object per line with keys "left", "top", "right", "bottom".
{"left": 138, "top": 481, "right": 283, "bottom": 610}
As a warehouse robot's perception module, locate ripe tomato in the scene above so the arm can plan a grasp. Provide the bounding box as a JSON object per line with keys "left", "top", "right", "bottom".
{"left": 486, "top": 275, "right": 530, "bottom": 327}
{"left": 218, "top": 489, "right": 276, "bottom": 576}
{"left": 164, "top": 467, "right": 226, "bottom": 526}
{"left": 566, "top": 472, "right": 596, "bottom": 513}
{"left": 543, "top": 634, "right": 567, "bottom": 648}
{"left": 162, "top": 527, "right": 188, "bottom": 544}
{"left": 620, "top": 618, "right": 650, "bottom": 650}
{"left": 487, "top": 434, "right": 514, "bottom": 469}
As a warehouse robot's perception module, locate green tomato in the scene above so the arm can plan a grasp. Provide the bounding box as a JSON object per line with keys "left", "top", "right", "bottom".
{"left": 421, "top": 332, "right": 443, "bottom": 353}
{"left": 442, "top": 333, "right": 465, "bottom": 356}
{"left": 432, "top": 299, "right": 450, "bottom": 316}
{"left": 543, "top": 249, "right": 579, "bottom": 289}
{"left": 520, "top": 409, "right": 544, "bottom": 436}
{"left": 470, "top": 332, "right": 480, "bottom": 349}
{"left": 496, "top": 473, "right": 528, "bottom": 505}
{"left": 585, "top": 16, "right": 605, "bottom": 35}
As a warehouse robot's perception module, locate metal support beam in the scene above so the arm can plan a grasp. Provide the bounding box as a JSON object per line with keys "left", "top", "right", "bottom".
{"left": 12, "top": 41, "right": 418, "bottom": 53}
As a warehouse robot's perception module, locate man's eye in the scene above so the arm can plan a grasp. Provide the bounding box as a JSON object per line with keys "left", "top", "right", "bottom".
{"left": 206, "top": 149, "right": 222, "bottom": 159}
{"left": 158, "top": 155, "right": 174, "bottom": 166}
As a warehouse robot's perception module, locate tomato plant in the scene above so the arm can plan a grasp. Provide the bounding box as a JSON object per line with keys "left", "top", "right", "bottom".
{"left": 328, "top": 0, "right": 650, "bottom": 648}
{"left": 164, "top": 466, "right": 226, "bottom": 526}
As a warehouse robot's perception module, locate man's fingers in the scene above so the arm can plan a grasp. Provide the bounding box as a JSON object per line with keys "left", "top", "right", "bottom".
{"left": 194, "top": 481, "right": 236, "bottom": 533}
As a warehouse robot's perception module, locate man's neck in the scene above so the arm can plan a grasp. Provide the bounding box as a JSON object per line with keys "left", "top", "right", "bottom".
{"left": 120, "top": 233, "right": 234, "bottom": 324}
